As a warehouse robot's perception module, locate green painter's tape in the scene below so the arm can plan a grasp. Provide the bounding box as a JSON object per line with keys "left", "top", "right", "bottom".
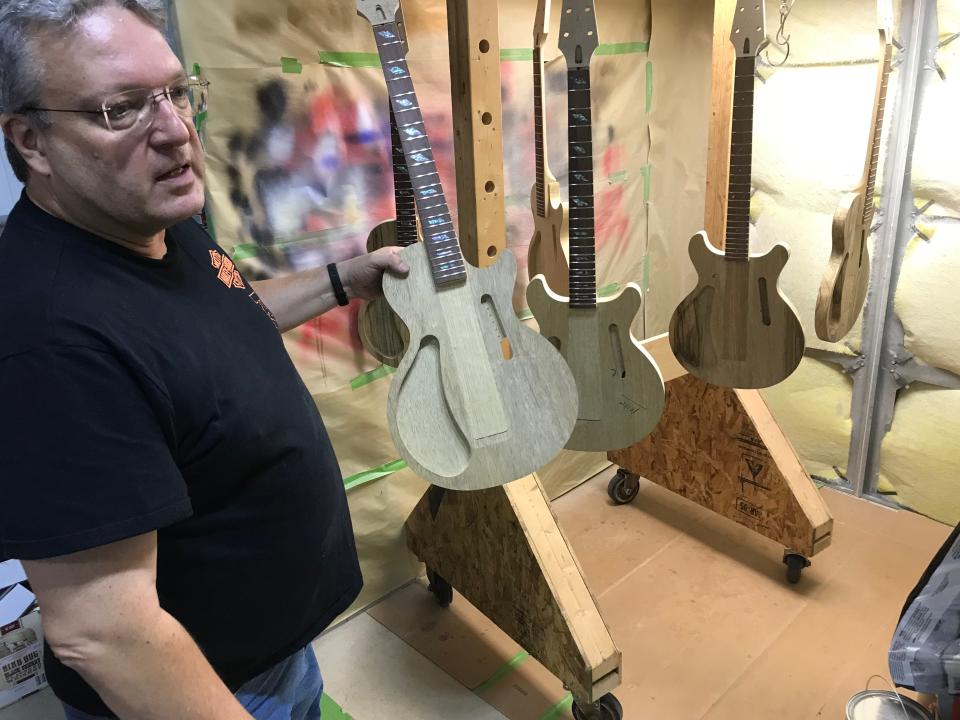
{"left": 281, "top": 56, "right": 303, "bottom": 74}
{"left": 350, "top": 364, "right": 397, "bottom": 390}
{"left": 343, "top": 459, "right": 408, "bottom": 492}
{"left": 640, "top": 165, "right": 651, "bottom": 203}
{"left": 501, "top": 48, "right": 534, "bottom": 61}
{"left": 608, "top": 170, "right": 628, "bottom": 185}
{"left": 597, "top": 41, "right": 650, "bottom": 55}
{"left": 539, "top": 693, "right": 575, "bottom": 720}
{"left": 318, "top": 51, "right": 382, "bottom": 68}
{"left": 320, "top": 694, "right": 354, "bottom": 720}
{"left": 642, "top": 253, "right": 651, "bottom": 292}
{"left": 645, "top": 60, "right": 654, "bottom": 113}
{"left": 598, "top": 282, "right": 620, "bottom": 298}
{"left": 231, "top": 243, "right": 260, "bottom": 261}
{"left": 472, "top": 651, "right": 530, "bottom": 695}
{"left": 517, "top": 308, "right": 534, "bottom": 321}
{"left": 498, "top": 42, "right": 647, "bottom": 62}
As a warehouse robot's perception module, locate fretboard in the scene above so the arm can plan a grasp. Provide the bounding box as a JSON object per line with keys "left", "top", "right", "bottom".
{"left": 861, "top": 42, "right": 892, "bottom": 228}
{"left": 389, "top": 105, "right": 418, "bottom": 246}
{"left": 533, "top": 46, "right": 546, "bottom": 217}
{"left": 373, "top": 22, "right": 465, "bottom": 285}
{"left": 567, "top": 66, "right": 596, "bottom": 308}
{"left": 725, "top": 55, "right": 757, "bottom": 262}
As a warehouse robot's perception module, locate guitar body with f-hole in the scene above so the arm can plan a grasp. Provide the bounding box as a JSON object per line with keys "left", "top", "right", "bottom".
{"left": 526, "top": 0, "right": 665, "bottom": 451}
{"left": 357, "top": 0, "right": 578, "bottom": 490}
{"left": 669, "top": 0, "right": 804, "bottom": 389}
{"left": 526, "top": 0, "right": 570, "bottom": 296}
{"left": 815, "top": 28, "right": 891, "bottom": 342}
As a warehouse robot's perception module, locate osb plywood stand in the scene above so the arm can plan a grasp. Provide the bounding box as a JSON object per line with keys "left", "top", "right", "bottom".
{"left": 609, "top": 0, "right": 832, "bottom": 584}
{"left": 610, "top": 335, "right": 833, "bottom": 583}
{"left": 403, "top": 0, "right": 623, "bottom": 716}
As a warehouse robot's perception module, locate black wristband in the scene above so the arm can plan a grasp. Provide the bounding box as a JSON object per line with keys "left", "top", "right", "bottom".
{"left": 327, "top": 263, "right": 349, "bottom": 306}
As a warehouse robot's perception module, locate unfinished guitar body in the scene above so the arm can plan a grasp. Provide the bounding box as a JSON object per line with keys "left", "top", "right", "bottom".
{"left": 359, "top": 219, "right": 413, "bottom": 367}
{"left": 815, "top": 192, "right": 871, "bottom": 342}
{"left": 384, "top": 244, "right": 578, "bottom": 490}
{"left": 527, "top": 277, "right": 665, "bottom": 451}
{"left": 527, "top": 177, "right": 570, "bottom": 296}
{"left": 669, "top": 232, "right": 805, "bottom": 389}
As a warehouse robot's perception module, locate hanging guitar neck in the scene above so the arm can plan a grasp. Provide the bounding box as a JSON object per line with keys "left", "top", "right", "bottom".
{"left": 558, "top": 0, "right": 599, "bottom": 309}
{"left": 371, "top": 20, "right": 466, "bottom": 285}
{"left": 389, "top": 105, "right": 418, "bottom": 246}
{"left": 724, "top": 54, "right": 757, "bottom": 263}
{"left": 860, "top": 31, "right": 893, "bottom": 229}
{"left": 533, "top": 45, "right": 547, "bottom": 218}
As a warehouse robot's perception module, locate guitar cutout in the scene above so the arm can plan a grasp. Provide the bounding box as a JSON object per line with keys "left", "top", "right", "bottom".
{"left": 356, "top": 0, "right": 579, "bottom": 490}
{"left": 526, "top": 0, "right": 570, "bottom": 295}
{"left": 815, "top": 10, "right": 892, "bottom": 342}
{"left": 668, "top": 0, "right": 804, "bottom": 390}
{"left": 526, "top": 0, "right": 665, "bottom": 452}
{"left": 358, "top": 13, "right": 418, "bottom": 366}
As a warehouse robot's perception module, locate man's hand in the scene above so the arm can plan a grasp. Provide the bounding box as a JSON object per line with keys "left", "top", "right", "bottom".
{"left": 338, "top": 246, "right": 410, "bottom": 301}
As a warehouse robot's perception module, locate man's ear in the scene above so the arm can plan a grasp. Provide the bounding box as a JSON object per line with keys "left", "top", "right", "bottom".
{"left": 2, "top": 115, "right": 51, "bottom": 177}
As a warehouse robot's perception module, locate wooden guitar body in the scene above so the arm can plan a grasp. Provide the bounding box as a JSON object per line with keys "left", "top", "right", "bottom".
{"left": 358, "top": 219, "right": 412, "bottom": 367}
{"left": 383, "top": 244, "right": 578, "bottom": 490}
{"left": 815, "top": 191, "right": 871, "bottom": 342}
{"left": 669, "top": 232, "right": 805, "bottom": 389}
{"left": 526, "top": 276, "right": 665, "bottom": 451}
{"left": 527, "top": 176, "right": 570, "bottom": 296}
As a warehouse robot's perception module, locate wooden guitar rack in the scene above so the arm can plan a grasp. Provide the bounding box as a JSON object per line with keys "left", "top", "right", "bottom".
{"left": 608, "top": 0, "right": 833, "bottom": 583}
{"left": 403, "top": 0, "right": 623, "bottom": 716}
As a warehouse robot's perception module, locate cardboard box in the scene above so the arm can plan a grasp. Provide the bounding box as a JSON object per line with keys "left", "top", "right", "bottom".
{"left": 0, "top": 566, "right": 47, "bottom": 710}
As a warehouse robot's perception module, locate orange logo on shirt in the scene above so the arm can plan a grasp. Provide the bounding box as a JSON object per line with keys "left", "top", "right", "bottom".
{"left": 209, "top": 250, "right": 246, "bottom": 290}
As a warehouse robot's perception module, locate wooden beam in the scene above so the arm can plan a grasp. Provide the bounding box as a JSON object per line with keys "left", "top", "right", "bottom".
{"left": 446, "top": 0, "right": 506, "bottom": 267}
{"left": 704, "top": 0, "right": 737, "bottom": 247}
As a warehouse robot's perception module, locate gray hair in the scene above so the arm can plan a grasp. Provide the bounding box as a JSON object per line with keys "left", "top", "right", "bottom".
{"left": 0, "top": 0, "right": 167, "bottom": 182}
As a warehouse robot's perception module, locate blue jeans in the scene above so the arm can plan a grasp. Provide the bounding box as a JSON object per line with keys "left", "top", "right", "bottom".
{"left": 62, "top": 645, "right": 323, "bottom": 720}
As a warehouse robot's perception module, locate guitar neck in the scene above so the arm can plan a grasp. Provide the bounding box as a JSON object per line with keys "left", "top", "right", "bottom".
{"left": 533, "top": 46, "right": 547, "bottom": 217}
{"left": 567, "top": 66, "right": 597, "bottom": 308}
{"left": 373, "top": 21, "right": 466, "bottom": 286}
{"left": 861, "top": 36, "right": 893, "bottom": 229}
{"left": 390, "top": 105, "right": 418, "bottom": 246}
{"left": 725, "top": 54, "right": 757, "bottom": 263}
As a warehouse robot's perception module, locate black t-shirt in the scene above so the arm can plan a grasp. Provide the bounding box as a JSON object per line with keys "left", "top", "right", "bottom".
{"left": 0, "top": 194, "right": 362, "bottom": 716}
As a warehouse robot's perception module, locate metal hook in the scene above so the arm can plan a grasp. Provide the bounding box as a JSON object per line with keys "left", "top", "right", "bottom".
{"left": 765, "top": 0, "right": 796, "bottom": 67}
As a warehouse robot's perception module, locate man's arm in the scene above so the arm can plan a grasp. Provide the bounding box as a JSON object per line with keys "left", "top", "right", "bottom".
{"left": 251, "top": 246, "right": 409, "bottom": 333}
{"left": 22, "top": 533, "right": 253, "bottom": 720}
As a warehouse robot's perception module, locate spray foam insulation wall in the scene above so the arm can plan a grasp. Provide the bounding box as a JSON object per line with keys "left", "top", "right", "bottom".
{"left": 174, "top": 0, "right": 652, "bottom": 620}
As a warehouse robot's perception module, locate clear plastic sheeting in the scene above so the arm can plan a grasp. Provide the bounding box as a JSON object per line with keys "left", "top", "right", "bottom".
{"left": 890, "top": 531, "right": 960, "bottom": 693}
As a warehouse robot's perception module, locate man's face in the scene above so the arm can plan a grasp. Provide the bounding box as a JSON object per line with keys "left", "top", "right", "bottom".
{"left": 32, "top": 6, "right": 206, "bottom": 236}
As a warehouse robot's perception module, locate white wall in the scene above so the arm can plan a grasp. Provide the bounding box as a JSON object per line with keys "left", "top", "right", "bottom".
{"left": 0, "top": 151, "right": 22, "bottom": 217}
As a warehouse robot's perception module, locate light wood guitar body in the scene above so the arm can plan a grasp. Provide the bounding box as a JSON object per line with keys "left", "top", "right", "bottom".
{"left": 527, "top": 177, "right": 570, "bottom": 296}
{"left": 358, "top": 219, "right": 412, "bottom": 367}
{"left": 815, "top": 192, "right": 871, "bottom": 342}
{"left": 384, "top": 245, "right": 578, "bottom": 490}
{"left": 527, "top": 276, "right": 665, "bottom": 450}
{"left": 669, "top": 232, "right": 805, "bottom": 389}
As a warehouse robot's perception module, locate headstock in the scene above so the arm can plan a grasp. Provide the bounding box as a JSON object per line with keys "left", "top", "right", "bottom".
{"left": 356, "top": 0, "right": 400, "bottom": 27}
{"left": 534, "top": 0, "right": 552, "bottom": 49}
{"left": 558, "top": 0, "right": 599, "bottom": 70}
{"left": 730, "top": 0, "right": 767, "bottom": 58}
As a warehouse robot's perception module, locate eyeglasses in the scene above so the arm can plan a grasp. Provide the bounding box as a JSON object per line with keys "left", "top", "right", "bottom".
{"left": 22, "top": 77, "right": 210, "bottom": 132}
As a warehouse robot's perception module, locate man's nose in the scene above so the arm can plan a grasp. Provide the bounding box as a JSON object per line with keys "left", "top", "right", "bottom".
{"left": 149, "top": 95, "right": 192, "bottom": 146}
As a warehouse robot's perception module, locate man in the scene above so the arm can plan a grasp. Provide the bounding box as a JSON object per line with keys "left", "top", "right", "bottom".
{"left": 0, "top": 1, "right": 407, "bottom": 718}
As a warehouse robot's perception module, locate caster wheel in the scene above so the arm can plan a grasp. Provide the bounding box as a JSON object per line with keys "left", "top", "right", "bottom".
{"left": 607, "top": 470, "right": 640, "bottom": 505}
{"left": 783, "top": 553, "right": 810, "bottom": 584}
{"left": 426, "top": 568, "right": 453, "bottom": 607}
{"left": 572, "top": 693, "right": 623, "bottom": 720}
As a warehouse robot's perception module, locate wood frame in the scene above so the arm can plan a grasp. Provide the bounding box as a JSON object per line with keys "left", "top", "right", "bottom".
{"left": 403, "top": 0, "right": 621, "bottom": 708}
{"left": 612, "top": 0, "right": 832, "bottom": 570}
